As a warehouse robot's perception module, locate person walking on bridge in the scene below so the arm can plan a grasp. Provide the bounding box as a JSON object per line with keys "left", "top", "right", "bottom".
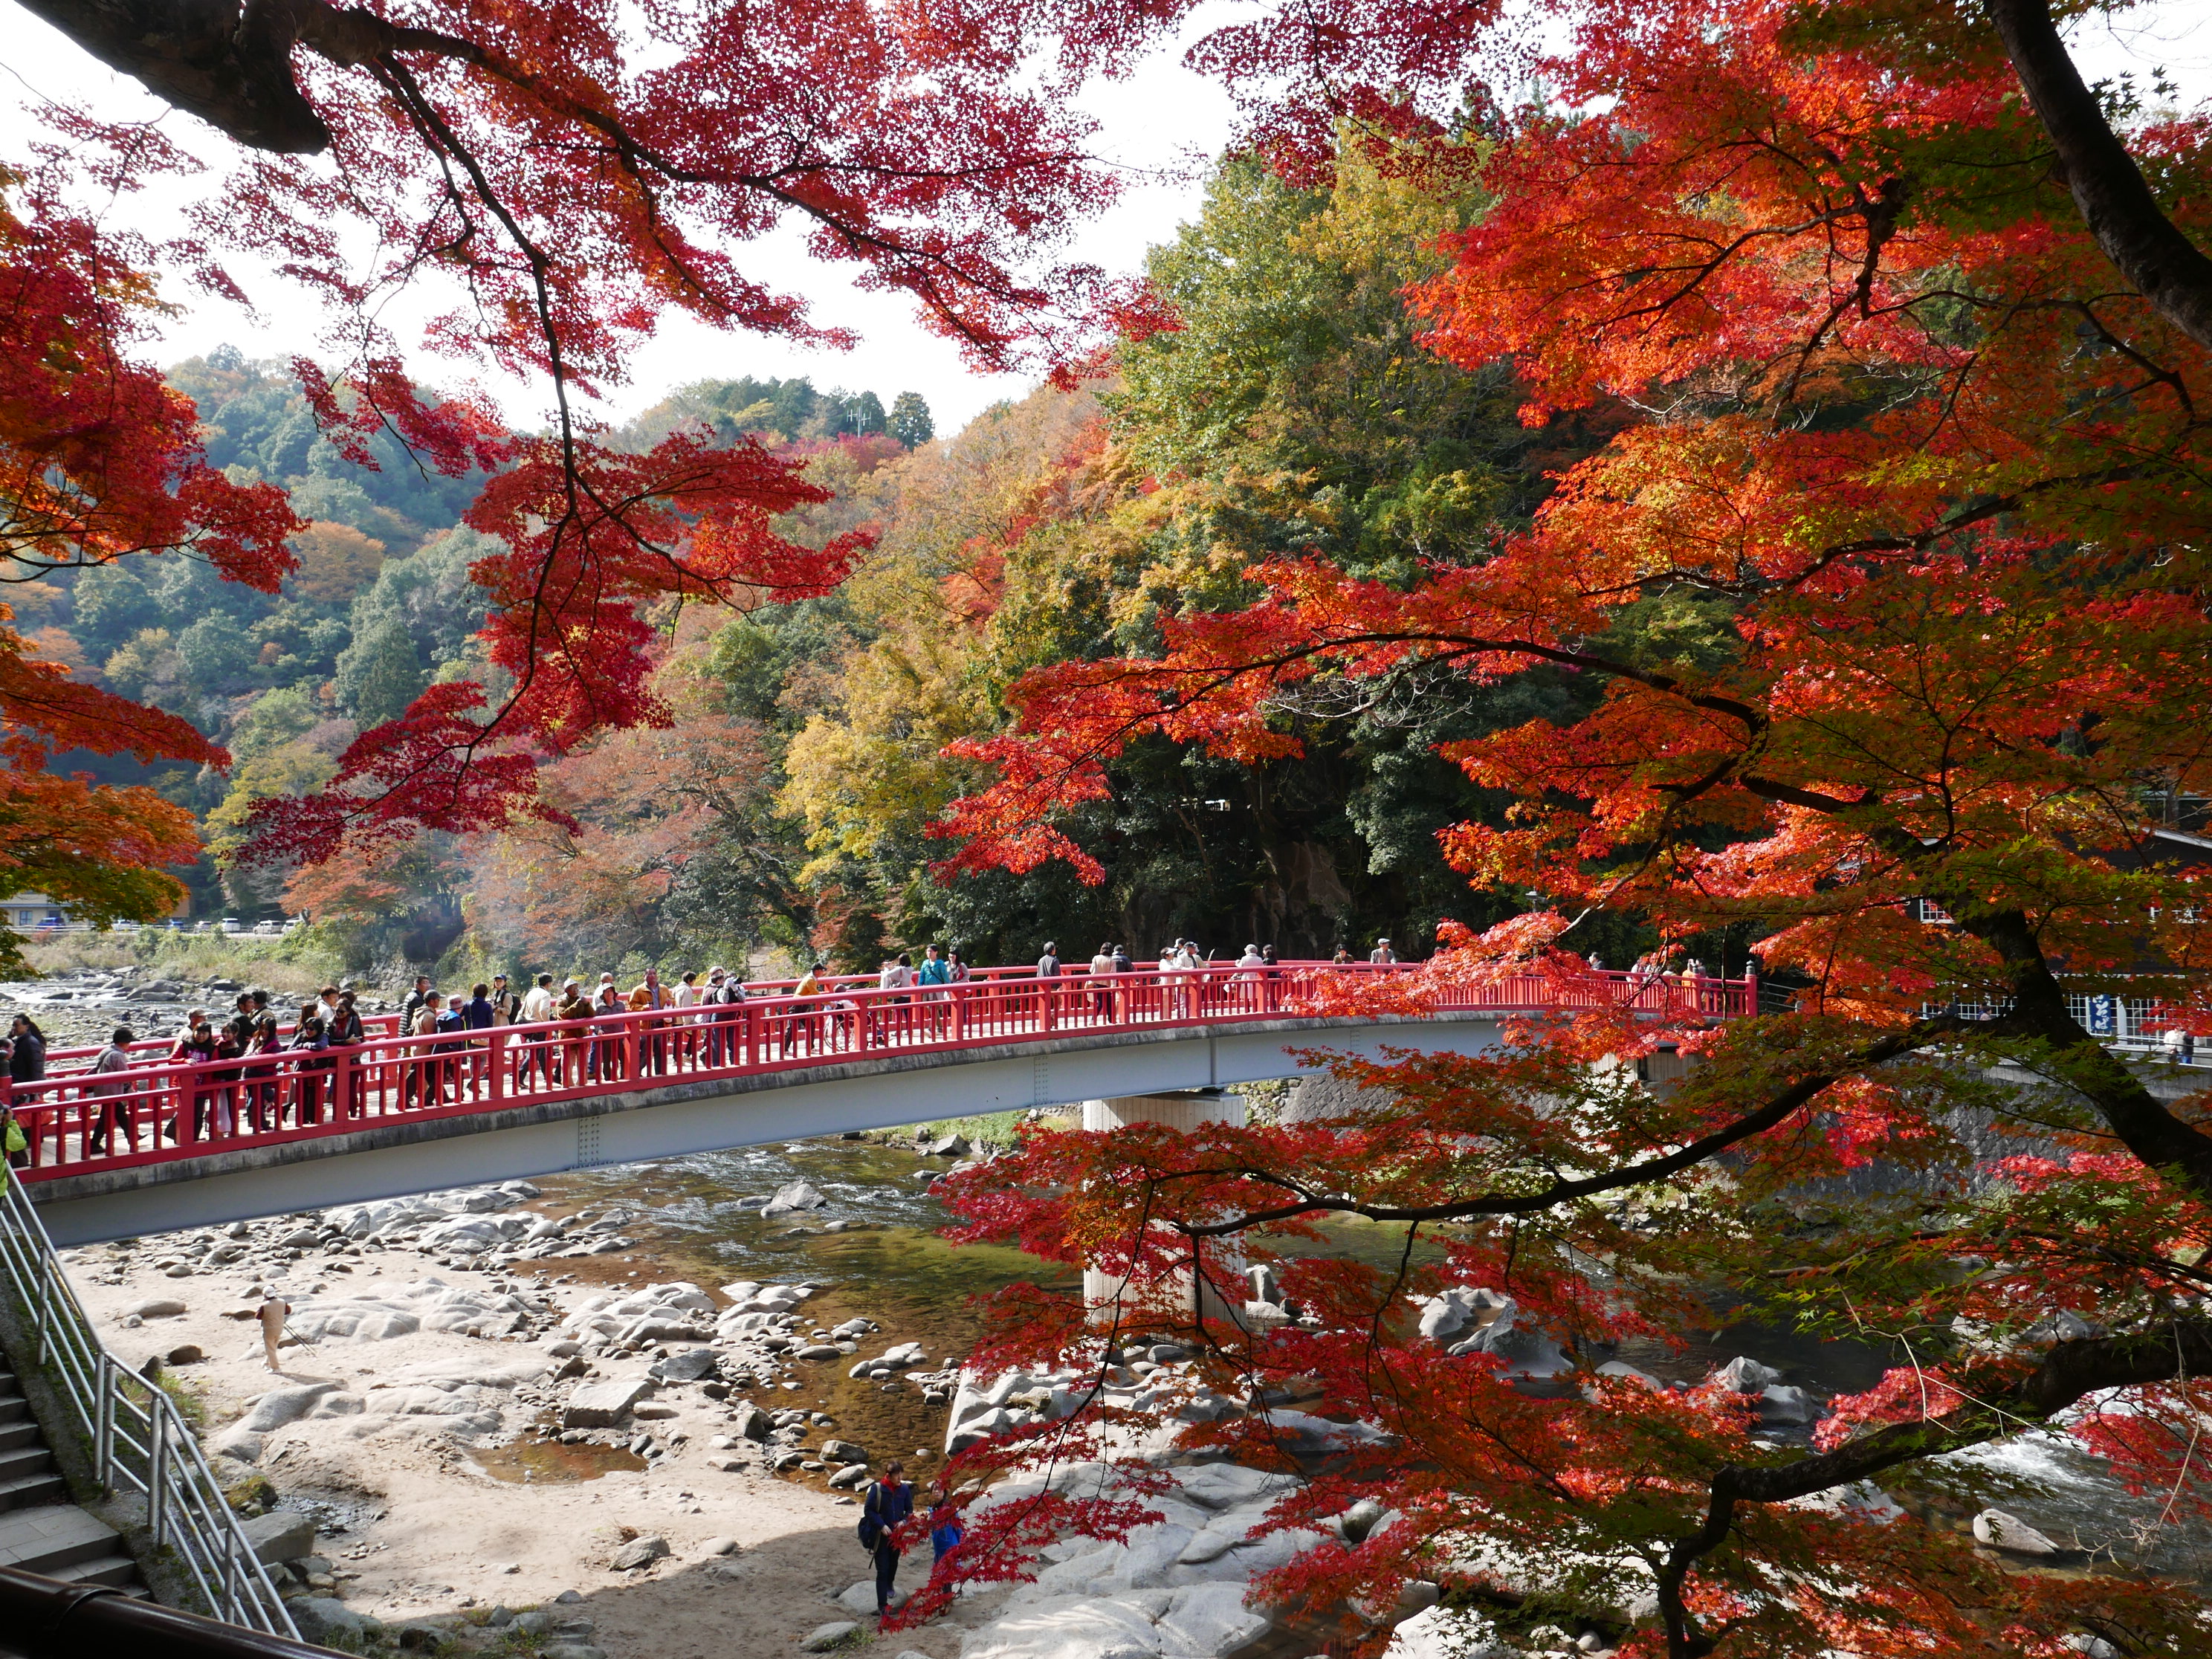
{"left": 521, "top": 973, "right": 559, "bottom": 1086}
{"left": 245, "top": 991, "right": 282, "bottom": 1131}
{"left": 401, "top": 973, "right": 433, "bottom": 1029}
{"left": 1234, "top": 943, "right": 1266, "bottom": 1011}
{"left": 1088, "top": 942, "right": 1114, "bottom": 1021}
{"left": 672, "top": 968, "right": 702, "bottom": 1068}
{"left": 405, "top": 991, "right": 447, "bottom": 1107}
{"left": 462, "top": 983, "right": 497, "bottom": 1098}
{"left": 291, "top": 1009, "right": 332, "bottom": 1125}
{"left": 1368, "top": 938, "right": 1397, "bottom": 965}
{"left": 916, "top": 945, "right": 952, "bottom": 1039}
{"left": 85, "top": 1027, "right": 138, "bottom": 1155}
{"left": 557, "top": 979, "right": 592, "bottom": 1085}
{"left": 172, "top": 1010, "right": 221, "bottom": 1142}
{"left": 592, "top": 977, "right": 627, "bottom": 1081}
{"left": 629, "top": 967, "right": 672, "bottom": 1076}
{"left": 330, "top": 991, "right": 366, "bottom": 1118}
{"left": 707, "top": 966, "right": 748, "bottom": 1064}
{"left": 489, "top": 973, "right": 522, "bottom": 1025}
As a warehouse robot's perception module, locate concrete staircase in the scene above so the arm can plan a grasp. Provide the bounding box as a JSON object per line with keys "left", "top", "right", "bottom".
{"left": 0, "top": 1358, "right": 139, "bottom": 1590}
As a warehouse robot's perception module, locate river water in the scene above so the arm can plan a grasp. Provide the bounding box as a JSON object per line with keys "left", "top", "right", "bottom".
{"left": 511, "top": 1132, "right": 2211, "bottom": 1587}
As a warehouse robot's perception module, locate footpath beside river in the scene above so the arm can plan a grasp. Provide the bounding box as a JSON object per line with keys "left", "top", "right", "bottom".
{"left": 59, "top": 1132, "right": 1060, "bottom": 1659}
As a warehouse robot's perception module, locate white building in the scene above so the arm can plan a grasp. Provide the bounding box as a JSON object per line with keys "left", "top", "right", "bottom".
{"left": 3, "top": 892, "right": 71, "bottom": 928}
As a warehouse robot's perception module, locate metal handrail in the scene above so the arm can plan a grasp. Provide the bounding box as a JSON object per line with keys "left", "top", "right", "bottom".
{"left": 0, "top": 1565, "right": 335, "bottom": 1657}
{"left": 0, "top": 1162, "right": 299, "bottom": 1637}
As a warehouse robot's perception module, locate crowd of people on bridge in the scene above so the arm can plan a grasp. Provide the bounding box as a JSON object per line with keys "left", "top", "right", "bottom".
{"left": 0, "top": 937, "right": 1410, "bottom": 1166}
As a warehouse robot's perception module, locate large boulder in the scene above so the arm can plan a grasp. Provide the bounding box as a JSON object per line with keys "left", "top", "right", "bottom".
{"left": 239, "top": 1510, "right": 317, "bottom": 1565}
{"left": 610, "top": 1535, "right": 670, "bottom": 1571}
{"left": 961, "top": 1594, "right": 1165, "bottom": 1659}
{"left": 1156, "top": 1582, "right": 1270, "bottom": 1658}
{"left": 837, "top": 1580, "right": 907, "bottom": 1615}
{"left": 1757, "top": 1385, "right": 1821, "bottom": 1426}
{"left": 1712, "top": 1356, "right": 1782, "bottom": 1393}
{"left": 562, "top": 1378, "right": 653, "bottom": 1429}
{"left": 650, "top": 1348, "right": 718, "bottom": 1382}
{"left": 760, "top": 1181, "right": 828, "bottom": 1219}
{"left": 1973, "top": 1508, "right": 2062, "bottom": 1556}
{"left": 290, "top": 1598, "right": 375, "bottom": 1646}
{"left": 237, "top": 1382, "right": 339, "bottom": 1434}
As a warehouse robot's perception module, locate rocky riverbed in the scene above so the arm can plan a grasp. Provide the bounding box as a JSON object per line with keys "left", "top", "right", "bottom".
{"left": 56, "top": 1128, "right": 2208, "bottom": 1659}
{"left": 1, "top": 963, "right": 404, "bottom": 1052}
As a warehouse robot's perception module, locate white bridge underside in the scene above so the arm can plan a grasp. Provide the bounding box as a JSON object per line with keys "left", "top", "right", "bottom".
{"left": 27, "top": 1015, "right": 1507, "bottom": 1245}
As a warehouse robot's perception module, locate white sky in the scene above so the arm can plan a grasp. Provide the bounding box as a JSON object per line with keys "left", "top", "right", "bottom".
{"left": 1, "top": 1, "right": 2206, "bottom": 437}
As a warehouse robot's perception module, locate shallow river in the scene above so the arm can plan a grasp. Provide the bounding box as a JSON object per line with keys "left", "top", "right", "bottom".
{"left": 509, "top": 1133, "right": 2211, "bottom": 1587}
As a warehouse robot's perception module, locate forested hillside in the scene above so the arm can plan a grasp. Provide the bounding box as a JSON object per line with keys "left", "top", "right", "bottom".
{"left": 33, "top": 358, "right": 933, "bottom": 968}
{"left": 46, "top": 143, "right": 1704, "bottom": 983}
{"left": 434, "top": 147, "right": 1706, "bottom": 980}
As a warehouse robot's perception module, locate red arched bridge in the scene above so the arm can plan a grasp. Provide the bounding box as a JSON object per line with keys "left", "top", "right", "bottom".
{"left": 8, "top": 961, "right": 1753, "bottom": 1244}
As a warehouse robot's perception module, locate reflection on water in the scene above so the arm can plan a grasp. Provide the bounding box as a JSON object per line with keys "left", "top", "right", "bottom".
{"left": 471, "top": 1439, "right": 648, "bottom": 1484}
{"left": 531, "top": 1135, "right": 2212, "bottom": 1582}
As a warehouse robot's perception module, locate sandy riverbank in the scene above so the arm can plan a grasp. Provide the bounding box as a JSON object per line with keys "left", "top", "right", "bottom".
{"left": 62, "top": 1177, "right": 1015, "bottom": 1659}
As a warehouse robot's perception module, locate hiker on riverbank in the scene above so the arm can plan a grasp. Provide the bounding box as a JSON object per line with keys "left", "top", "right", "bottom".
{"left": 861, "top": 1459, "right": 913, "bottom": 1621}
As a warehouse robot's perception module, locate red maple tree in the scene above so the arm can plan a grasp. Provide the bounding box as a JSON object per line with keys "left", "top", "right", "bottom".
{"left": 0, "top": 162, "right": 297, "bottom": 963}
{"left": 922, "top": 2, "right": 2212, "bottom": 1655}
{"left": 21, "top": 0, "right": 1149, "bottom": 858}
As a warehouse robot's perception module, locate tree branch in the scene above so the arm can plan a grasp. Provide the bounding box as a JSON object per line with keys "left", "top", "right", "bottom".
{"left": 1654, "top": 1316, "right": 2212, "bottom": 1657}
{"left": 1988, "top": 0, "right": 2212, "bottom": 350}
{"left": 1174, "top": 1020, "right": 1955, "bottom": 1237}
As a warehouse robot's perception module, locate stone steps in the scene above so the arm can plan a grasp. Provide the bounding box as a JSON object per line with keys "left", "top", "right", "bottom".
{"left": 0, "top": 1365, "right": 141, "bottom": 1591}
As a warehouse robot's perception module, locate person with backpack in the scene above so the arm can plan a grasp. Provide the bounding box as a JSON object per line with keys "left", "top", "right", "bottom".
{"left": 858, "top": 1460, "right": 913, "bottom": 1621}
{"left": 459, "top": 983, "right": 497, "bottom": 1098}
{"left": 710, "top": 965, "right": 748, "bottom": 1065}
{"left": 926, "top": 1483, "right": 963, "bottom": 1565}
{"left": 406, "top": 991, "right": 447, "bottom": 1107}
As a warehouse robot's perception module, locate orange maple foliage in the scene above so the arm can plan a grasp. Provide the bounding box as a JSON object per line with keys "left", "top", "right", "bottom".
{"left": 924, "top": 4, "right": 2212, "bottom": 1656}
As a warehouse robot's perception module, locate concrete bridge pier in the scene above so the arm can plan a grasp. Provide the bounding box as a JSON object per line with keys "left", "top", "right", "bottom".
{"left": 1079, "top": 1090, "right": 1250, "bottom": 1333}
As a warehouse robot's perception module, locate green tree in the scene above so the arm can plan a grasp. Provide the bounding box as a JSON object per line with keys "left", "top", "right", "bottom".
{"left": 887, "top": 391, "right": 934, "bottom": 447}
{"left": 847, "top": 390, "right": 887, "bottom": 436}
{"left": 175, "top": 612, "right": 259, "bottom": 698}
{"left": 334, "top": 616, "right": 427, "bottom": 725}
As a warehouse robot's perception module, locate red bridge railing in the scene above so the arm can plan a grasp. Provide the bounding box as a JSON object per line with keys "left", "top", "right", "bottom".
{"left": 3, "top": 962, "right": 1750, "bottom": 1183}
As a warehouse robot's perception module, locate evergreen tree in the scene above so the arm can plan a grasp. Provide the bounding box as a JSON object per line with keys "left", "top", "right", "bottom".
{"left": 887, "top": 391, "right": 934, "bottom": 447}
{"left": 334, "top": 615, "right": 427, "bottom": 725}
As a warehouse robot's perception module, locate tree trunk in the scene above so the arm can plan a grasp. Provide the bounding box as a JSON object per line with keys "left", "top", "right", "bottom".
{"left": 1988, "top": 0, "right": 2212, "bottom": 350}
